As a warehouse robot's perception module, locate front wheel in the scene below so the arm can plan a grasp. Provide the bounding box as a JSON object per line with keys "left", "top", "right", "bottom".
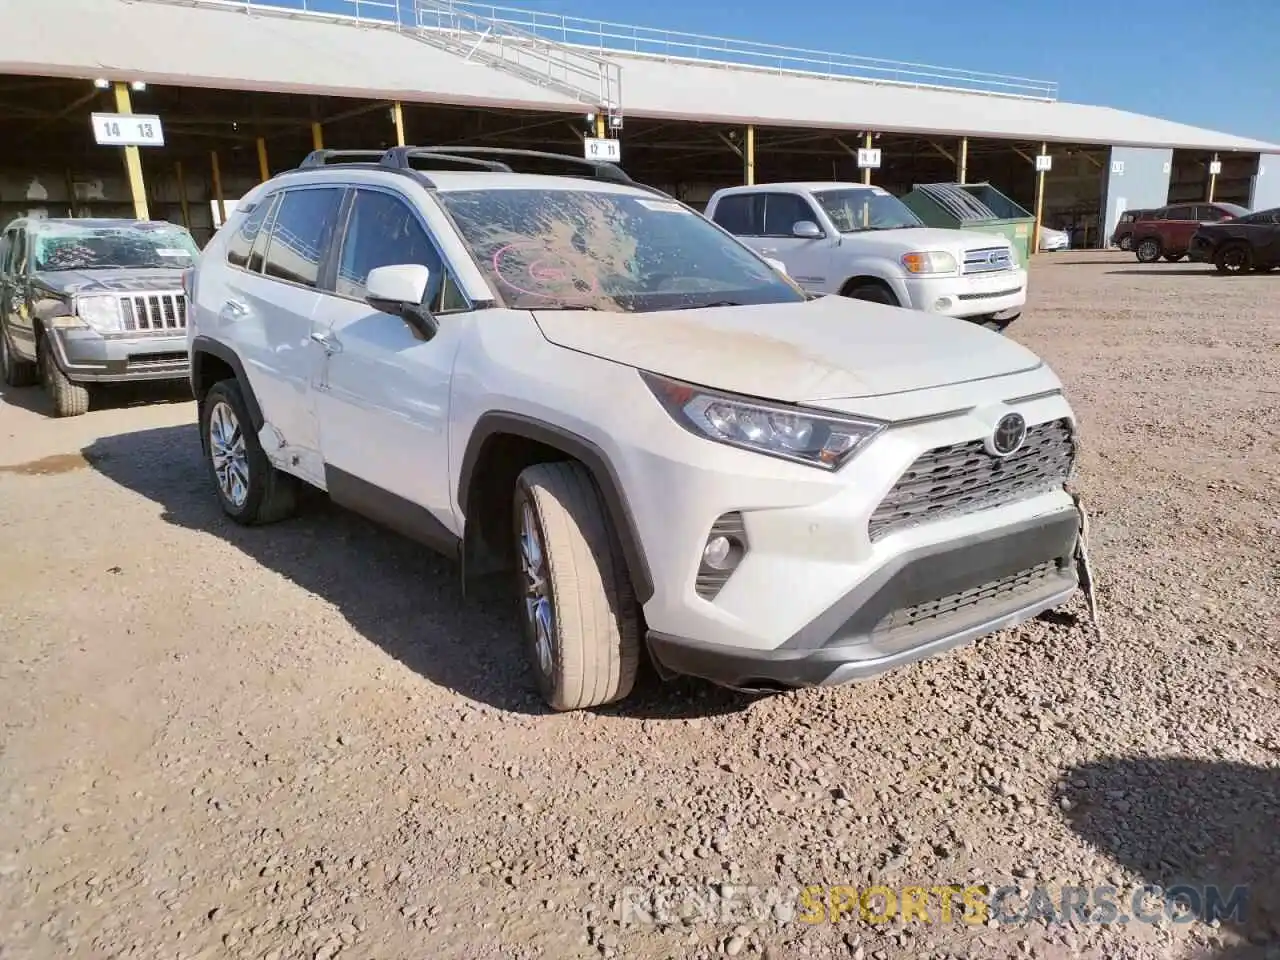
{"left": 200, "top": 379, "right": 298, "bottom": 524}
{"left": 1, "top": 323, "right": 38, "bottom": 387}
{"left": 1214, "top": 244, "right": 1252, "bottom": 275}
{"left": 1135, "top": 238, "right": 1162, "bottom": 263}
{"left": 514, "top": 461, "right": 640, "bottom": 711}
{"left": 37, "top": 331, "right": 89, "bottom": 417}
{"left": 845, "top": 282, "right": 899, "bottom": 306}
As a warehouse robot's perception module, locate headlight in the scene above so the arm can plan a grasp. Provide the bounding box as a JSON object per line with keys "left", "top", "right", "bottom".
{"left": 900, "top": 250, "right": 957, "bottom": 275}
{"left": 642, "top": 372, "right": 884, "bottom": 470}
{"left": 75, "top": 295, "right": 124, "bottom": 333}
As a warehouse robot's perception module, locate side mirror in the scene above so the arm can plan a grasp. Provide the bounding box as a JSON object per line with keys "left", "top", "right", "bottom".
{"left": 792, "top": 220, "right": 824, "bottom": 240}
{"left": 365, "top": 263, "right": 438, "bottom": 340}
{"left": 763, "top": 256, "right": 789, "bottom": 276}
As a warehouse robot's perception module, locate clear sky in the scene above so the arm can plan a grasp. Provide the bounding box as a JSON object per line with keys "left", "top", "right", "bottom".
{"left": 503, "top": 0, "right": 1280, "bottom": 143}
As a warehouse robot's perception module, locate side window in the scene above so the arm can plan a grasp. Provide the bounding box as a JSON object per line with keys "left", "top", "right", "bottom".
{"left": 262, "top": 187, "right": 344, "bottom": 289}
{"left": 710, "top": 194, "right": 763, "bottom": 236}
{"left": 225, "top": 197, "right": 273, "bottom": 270}
{"left": 247, "top": 194, "right": 281, "bottom": 274}
{"left": 335, "top": 189, "right": 466, "bottom": 313}
{"left": 1167, "top": 205, "right": 1194, "bottom": 221}
{"left": 1194, "top": 205, "right": 1218, "bottom": 221}
{"left": 762, "top": 193, "right": 817, "bottom": 236}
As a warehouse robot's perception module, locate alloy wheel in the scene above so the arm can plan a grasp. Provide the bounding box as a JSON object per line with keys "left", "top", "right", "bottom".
{"left": 519, "top": 501, "right": 554, "bottom": 678}
{"left": 208, "top": 400, "right": 250, "bottom": 507}
{"left": 1221, "top": 248, "right": 1247, "bottom": 273}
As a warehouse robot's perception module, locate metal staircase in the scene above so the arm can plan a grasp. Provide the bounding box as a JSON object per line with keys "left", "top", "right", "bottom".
{"left": 408, "top": 0, "right": 622, "bottom": 123}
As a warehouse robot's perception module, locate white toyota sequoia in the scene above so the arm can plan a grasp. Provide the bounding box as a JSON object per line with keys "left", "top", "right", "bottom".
{"left": 706, "top": 182, "right": 1027, "bottom": 332}
{"left": 186, "top": 147, "right": 1088, "bottom": 711}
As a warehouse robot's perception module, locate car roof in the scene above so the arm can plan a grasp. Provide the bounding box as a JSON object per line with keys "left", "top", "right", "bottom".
{"left": 715, "top": 181, "right": 878, "bottom": 195}
{"left": 267, "top": 166, "right": 659, "bottom": 198}
{"left": 14, "top": 217, "right": 185, "bottom": 231}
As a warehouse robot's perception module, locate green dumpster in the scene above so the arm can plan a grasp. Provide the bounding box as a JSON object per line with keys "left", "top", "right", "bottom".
{"left": 900, "top": 182, "right": 1036, "bottom": 268}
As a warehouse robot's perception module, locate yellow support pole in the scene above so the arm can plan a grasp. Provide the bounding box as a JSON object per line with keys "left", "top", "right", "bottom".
{"left": 958, "top": 136, "right": 968, "bottom": 184}
{"left": 391, "top": 102, "right": 406, "bottom": 147}
{"left": 1207, "top": 153, "right": 1219, "bottom": 202}
{"left": 862, "top": 131, "right": 873, "bottom": 185}
{"left": 1033, "top": 142, "right": 1048, "bottom": 256}
{"left": 593, "top": 112, "right": 606, "bottom": 139}
{"left": 175, "top": 160, "right": 190, "bottom": 230}
{"left": 112, "top": 82, "right": 150, "bottom": 221}
{"left": 311, "top": 122, "right": 323, "bottom": 151}
{"left": 744, "top": 124, "right": 755, "bottom": 185}
{"left": 211, "top": 150, "right": 226, "bottom": 227}
{"left": 256, "top": 137, "right": 270, "bottom": 182}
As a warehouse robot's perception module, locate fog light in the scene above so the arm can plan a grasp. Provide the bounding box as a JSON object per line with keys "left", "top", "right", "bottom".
{"left": 696, "top": 513, "right": 748, "bottom": 600}
{"left": 933, "top": 296, "right": 953, "bottom": 311}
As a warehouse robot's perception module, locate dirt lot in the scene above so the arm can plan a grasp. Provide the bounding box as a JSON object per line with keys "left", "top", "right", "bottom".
{"left": 0, "top": 252, "right": 1277, "bottom": 960}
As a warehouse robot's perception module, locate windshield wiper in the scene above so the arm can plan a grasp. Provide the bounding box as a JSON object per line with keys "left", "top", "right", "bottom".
{"left": 538, "top": 304, "right": 601, "bottom": 311}
{"left": 671, "top": 300, "right": 744, "bottom": 310}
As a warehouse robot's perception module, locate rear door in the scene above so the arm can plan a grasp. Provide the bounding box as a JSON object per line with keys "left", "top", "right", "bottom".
{"left": 1164, "top": 205, "right": 1200, "bottom": 251}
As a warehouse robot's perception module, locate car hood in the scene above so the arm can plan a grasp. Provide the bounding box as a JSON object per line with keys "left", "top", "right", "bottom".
{"left": 31, "top": 268, "right": 188, "bottom": 296}
{"left": 532, "top": 294, "right": 1043, "bottom": 402}
{"left": 841, "top": 226, "right": 1009, "bottom": 255}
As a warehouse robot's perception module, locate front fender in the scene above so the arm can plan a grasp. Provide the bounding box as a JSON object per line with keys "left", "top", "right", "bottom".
{"left": 834, "top": 255, "right": 912, "bottom": 303}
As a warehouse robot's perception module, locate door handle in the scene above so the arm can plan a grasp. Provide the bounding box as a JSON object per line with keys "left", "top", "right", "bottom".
{"left": 220, "top": 298, "right": 249, "bottom": 319}
{"left": 310, "top": 331, "right": 342, "bottom": 355}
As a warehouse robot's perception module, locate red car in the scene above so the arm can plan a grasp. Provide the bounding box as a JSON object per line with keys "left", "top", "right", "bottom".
{"left": 1132, "top": 202, "right": 1250, "bottom": 263}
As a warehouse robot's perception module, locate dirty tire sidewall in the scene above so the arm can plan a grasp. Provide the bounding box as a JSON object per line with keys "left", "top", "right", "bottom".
{"left": 1136, "top": 239, "right": 1161, "bottom": 263}
{"left": 848, "top": 284, "right": 898, "bottom": 306}
{"left": 514, "top": 461, "right": 641, "bottom": 712}
{"left": 200, "top": 378, "right": 297, "bottom": 526}
{"left": 38, "top": 332, "right": 90, "bottom": 417}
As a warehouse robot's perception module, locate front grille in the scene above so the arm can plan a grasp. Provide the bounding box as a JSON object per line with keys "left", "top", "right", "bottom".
{"left": 868, "top": 418, "right": 1075, "bottom": 542}
{"left": 961, "top": 246, "right": 1014, "bottom": 275}
{"left": 126, "top": 351, "right": 187, "bottom": 366}
{"left": 872, "top": 560, "right": 1059, "bottom": 635}
{"left": 119, "top": 292, "right": 187, "bottom": 333}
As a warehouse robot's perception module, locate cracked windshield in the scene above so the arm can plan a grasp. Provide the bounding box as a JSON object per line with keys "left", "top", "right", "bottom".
{"left": 438, "top": 188, "right": 806, "bottom": 312}
{"left": 32, "top": 223, "right": 199, "bottom": 272}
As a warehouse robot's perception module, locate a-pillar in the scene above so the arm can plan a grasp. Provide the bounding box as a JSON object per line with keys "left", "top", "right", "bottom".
{"left": 112, "top": 82, "right": 149, "bottom": 220}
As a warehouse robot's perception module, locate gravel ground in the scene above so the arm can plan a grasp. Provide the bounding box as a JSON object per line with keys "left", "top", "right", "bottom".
{"left": 0, "top": 252, "right": 1277, "bottom": 960}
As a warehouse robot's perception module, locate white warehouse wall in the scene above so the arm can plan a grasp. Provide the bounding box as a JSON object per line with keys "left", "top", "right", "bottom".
{"left": 1101, "top": 146, "right": 1174, "bottom": 245}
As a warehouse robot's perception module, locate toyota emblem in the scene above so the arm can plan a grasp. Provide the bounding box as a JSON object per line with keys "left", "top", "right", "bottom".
{"left": 988, "top": 413, "right": 1027, "bottom": 457}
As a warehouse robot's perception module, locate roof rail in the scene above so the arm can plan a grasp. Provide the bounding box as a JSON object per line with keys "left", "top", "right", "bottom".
{"left": 381, "top": 145, "right": 637, "bottom": 184}
{"left": 299, "top": 149, "right": 388, "bottom": 168}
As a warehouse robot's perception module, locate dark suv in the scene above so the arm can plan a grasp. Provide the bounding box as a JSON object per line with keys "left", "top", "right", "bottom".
{"left": 1131, "top": 202, "right": 1249, "bottom": 264}
{"left": 0, "top": 218, "right": 199, "bottom": 416}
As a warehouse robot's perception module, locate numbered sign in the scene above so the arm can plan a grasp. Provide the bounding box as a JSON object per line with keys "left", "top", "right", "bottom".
{"left": 1111, "top": 160, "right": 1126, "bottom": 175}
{"left": 583, "top": 137, "right": 621, "bottom": 162}
{"left": 1035, "top": 154, "right": 1053, "bottom": 173}
{"left": 1208, "top": 160, "right": 1222, "bottom": 175}
{"left": 856, "top": 148, "right": 882, "bottom": 169}
{"left": 91, "top": 113, "right": 165, "bottom": 147}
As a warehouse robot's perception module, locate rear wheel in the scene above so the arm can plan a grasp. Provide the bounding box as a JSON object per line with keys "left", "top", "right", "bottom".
{"left": 844, "top": 282, "right": 899, "bottom": 306}
{"left": 0, "top": 323, "right": 37, "bottom": 388}
{"left": 1214, "top": 243, "right": 1252, "bottom": 275}
{"left": 1135, "top": 238, "right": 1162, "bottom": 263}
{"left": 37, "top": 331, "right": 90, "bottom": 417}
{"left": 200, "top": 379, "right": 298, "bottom": 524}
{"left": 514, "top": 461, "right": 640, "bottom": 711}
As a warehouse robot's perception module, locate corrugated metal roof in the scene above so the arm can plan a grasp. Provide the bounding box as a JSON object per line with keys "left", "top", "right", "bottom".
{"left": 2, "top": 0, "right": 1276, "bottom": 153}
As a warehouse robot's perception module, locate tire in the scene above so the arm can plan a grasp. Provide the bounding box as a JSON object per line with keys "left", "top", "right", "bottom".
{"left": 1119, "top": 236, "right": 1133, "bottom": 251}
{"left": 199, "top": 378, "right": 297, "bottom": 524}
{"left": 981, "top": 313, "right": 1019, "bottom": 334}
{"left": 513, "top": 461, "right": 641, "bottom": 711}
{"left": 1, "top": 322, "right": 37, "bottom": 387}
{"left": 1214, "top": 243, "right": 1252, "bottom": 275}
{"left": 845, "top": 282, "right": 899, "bottom": 306}
{"left": 1135, "top": 238, "right": 1162, "bottom": 263}
{"left": 37, "top": 331, "right": 90, "bottom": 417}
{"left": 1162, "top": 252, "right": 1184, "bottom": 263}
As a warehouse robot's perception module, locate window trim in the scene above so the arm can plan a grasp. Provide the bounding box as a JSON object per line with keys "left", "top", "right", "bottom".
{"left": 324, "top": 183, "right": 475, "bottom": 315}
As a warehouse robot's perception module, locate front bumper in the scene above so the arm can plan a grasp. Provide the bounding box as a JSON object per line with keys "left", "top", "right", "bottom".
{"left": 901, "top": 270, "right": 1027, "bottom": 321}
{"left": 648, "top": 507, "right": 1080, "bottom": 690}
{"left": 48, "top": 327, "right": 190, "bottom": 383}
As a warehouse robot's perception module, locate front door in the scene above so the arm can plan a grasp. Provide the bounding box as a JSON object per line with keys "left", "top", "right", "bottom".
{"left": 311, "top": 186, "right": 468, "bottom": 544}
{"left": 752, "top": 192, "right": 836, "bottom": 292}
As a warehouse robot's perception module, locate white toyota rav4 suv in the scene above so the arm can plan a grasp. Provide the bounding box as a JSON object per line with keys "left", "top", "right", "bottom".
{"left": 705, "top": 182, "right": 1027, "bottom": 332}
{"left": 186, "top": 146, "right": 1088, "bottom": 711}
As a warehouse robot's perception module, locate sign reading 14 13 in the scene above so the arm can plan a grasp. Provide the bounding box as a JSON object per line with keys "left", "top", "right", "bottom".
{"left": 583, "top": 137, "right": 621, "bottom": 163}
{"left": 91, "top": 112, "right": 165, "bottom": 147}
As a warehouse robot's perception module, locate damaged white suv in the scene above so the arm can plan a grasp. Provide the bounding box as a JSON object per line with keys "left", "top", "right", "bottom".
{"left": 187, "top": 146, "right": 1090, "bottom": 711}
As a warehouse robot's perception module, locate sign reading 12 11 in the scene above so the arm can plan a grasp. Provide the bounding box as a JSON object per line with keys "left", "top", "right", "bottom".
{"left": 583, "top": 137, "right": 621, "bottom": 163}
{"left": 91, "top": 112, "right": 165, "bottom": 147}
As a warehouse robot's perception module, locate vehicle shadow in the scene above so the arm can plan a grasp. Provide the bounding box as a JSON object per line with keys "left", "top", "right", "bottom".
{"left": 82, "top": 424, "right": 753, "bottom": 720}
{"left": 1105, "top": 268, "right": 1221, "bottom": 277}
{"left": 1056, "top": 756, "right": 1280, "bottom": 958}
{"left": 0, "top": 380, "right": 192, "bottom": 415}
